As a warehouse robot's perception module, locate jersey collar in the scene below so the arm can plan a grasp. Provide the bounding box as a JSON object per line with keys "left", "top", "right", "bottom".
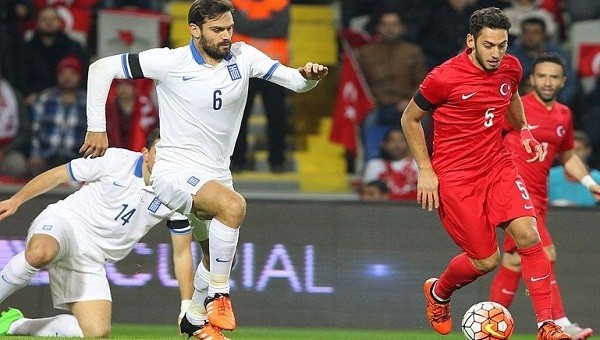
{"left": 134, "top": 156, "right": 143, "bottom": 178}
{"left": 189, "top": 39, "right": 233, "bottom": 65}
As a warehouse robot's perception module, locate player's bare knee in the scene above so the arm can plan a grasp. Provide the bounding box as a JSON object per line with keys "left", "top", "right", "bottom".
{"left": 24, "top": 238, "right": 58, "bottom": 268}
{"left": 81, "top": 323, "right": 111, "bottom": 338}
{"left": 474, "top": 252, "right": 500, "bottom": 273}
{"left": 219, "top": 193, "right": 246, "bottom": 226}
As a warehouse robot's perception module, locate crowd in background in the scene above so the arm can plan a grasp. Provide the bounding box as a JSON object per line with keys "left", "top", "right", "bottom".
{"left": 340, "top": 0, "right": 600, "bottom": 204}
{"left": 0, "top": 0, "right": 599, "bottom": 205}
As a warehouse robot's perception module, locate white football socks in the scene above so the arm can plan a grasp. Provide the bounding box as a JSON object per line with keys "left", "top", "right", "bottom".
{"left": 208, "top": 219, "right": 238, "bottom": 296}
{"left": 9, "top": 314, "right": 83, "bottom": 337}
{"left": 0, "top": 252, "right": 39, "bottom": 304}
{"left": 186, "top": 262, "right": 210, "bottom": 325}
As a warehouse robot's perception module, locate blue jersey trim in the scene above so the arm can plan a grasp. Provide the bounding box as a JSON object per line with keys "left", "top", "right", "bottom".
{"left": 121, "top": 54, "right": 132, "bottom": 79}
{"left": 66, "top": 162, "right": 77, "bottom": 181}
{"left": 189, "top": 39, "right": 233, "bottom": 64}
{"left": 263, "top": 62, "right": 280, "bottom": 80}
{"left": 189, "top": 40, "right": 206, "bottom": 65}
{"left": 169, "top": 226, "right": 192, "bottom": 235}
{"left": 134, "top": 156, "right": 143, "bottom": 178}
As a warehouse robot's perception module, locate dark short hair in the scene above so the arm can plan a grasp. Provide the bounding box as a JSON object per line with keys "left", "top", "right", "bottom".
{"left": 469, "top": 7, "right": 511, "bottom": 38}
{"left": 521, "top": 16, "right": 546, "bottom": 32}
{"left": 145, "top": 128, "right": 160, "bottom": 149}
{"left": 364, "top": 180, "right": 389, "bottom": 194}
{"left": 188, "top": 0, "right": 234, "bottom": 26}
{"left": 532, "top": 53, "right": 566, "bottom": 75}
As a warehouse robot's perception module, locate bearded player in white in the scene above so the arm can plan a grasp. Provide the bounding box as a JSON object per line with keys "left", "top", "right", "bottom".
{"left": 79, "top": 0, "right": 328, "bottom": 339}
{"left": 0, "top": 129, "right": 201, "bottom": 337}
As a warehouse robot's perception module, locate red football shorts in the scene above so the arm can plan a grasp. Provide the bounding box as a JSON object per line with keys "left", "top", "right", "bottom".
{"left": 502, "top": 202, "right": 552, "bottom": 253}
{"left": 437, "top": 165, "right": 537, "bottom": 260}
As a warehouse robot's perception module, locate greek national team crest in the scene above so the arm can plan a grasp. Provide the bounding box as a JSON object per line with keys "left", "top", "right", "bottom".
{"left": 227, "top": 64, "right": 241, "bottom": 80}
{"left": 187, "top": 176, "right": 200, "bottom": 186}
{"left": 148, "top": 197, "right": 162, "bottom": 213}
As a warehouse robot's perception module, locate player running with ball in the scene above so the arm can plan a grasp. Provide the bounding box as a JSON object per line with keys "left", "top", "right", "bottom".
{"left": 401, "top": 7, "right": 571, "bottom": 340}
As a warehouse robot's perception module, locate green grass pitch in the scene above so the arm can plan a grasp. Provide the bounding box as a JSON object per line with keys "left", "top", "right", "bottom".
{"left": 6, "top": 324, "right": 537, "bottom": 339}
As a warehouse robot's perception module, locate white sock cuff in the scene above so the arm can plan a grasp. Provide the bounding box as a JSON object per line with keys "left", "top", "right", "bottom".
{"left": 209, "top": 219, "right": 239, "bottom": 240}
{"left": 194, "top": 263, "right": 210, "bottom": 290}
{"left": 14, "top": 252, "right": 39, "bottom": 275}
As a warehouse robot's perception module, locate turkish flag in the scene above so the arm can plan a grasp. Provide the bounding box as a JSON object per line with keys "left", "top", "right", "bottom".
{"left": 578, "top": 43, "right": 600, "bottom": 77}
{"left": 330, "top": 33, "right": 374, "bottom": 155}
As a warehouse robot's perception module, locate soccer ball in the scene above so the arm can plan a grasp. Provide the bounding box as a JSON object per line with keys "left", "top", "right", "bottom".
{"left": 461, "top": 301, "right": 514, "bottom": 340}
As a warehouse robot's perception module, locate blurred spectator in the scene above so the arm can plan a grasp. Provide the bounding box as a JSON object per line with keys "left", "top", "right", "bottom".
{"left": 565, "top": 0, "right": 600, "bottom": 22}
{"left": 105, "top": 79, "right": 158, "bottom": 151}
{"left": 99, "top": 0, "right": 164, "bottom": 12}
{"left": 475, "top": 0, "right": 512, "bottom": 9}
{"left": 230, "top": 0, "right": 291, "bottom": 173}
{"left": 579, "top": 75, "right": 600, "bottom": 170}
{"left": 420, "top": 0, "right": 477, "bottom": 70}
{"left": 508, "top": 17, "right": 578, "bottom": 106}
{"left": 0, "top": 65, "right": 30, "bottom": 179}
{"left": 357, "top": 11, "right": 426, "bottom": 161}
{"left": 340, "top": 0, "right": 378, "bottom": 30}
{"left": 360, "top": 179, "right": 389, "bottom": 201}
{"left": 503, "top": 0, "right": 559, "bottom": 42}
{"left": 549, "top": 130, "right": 600, "bottom": 206}
{"left": 17, "top": 6, "right": 88, "bottom": 107}
{"left": 27, "top": 0, "right": 98, "bottom": 48}
{"left": 363, "top": 128, "right": 418, "bottom": 201}
{"left": 0, "top": 0, "right": 33, "bottom": 84}
{"left": 366, "top": 0, "right": 436, "bottom": 42}
{"left": 28, "top": 55, "right": 87, "bottom": 176}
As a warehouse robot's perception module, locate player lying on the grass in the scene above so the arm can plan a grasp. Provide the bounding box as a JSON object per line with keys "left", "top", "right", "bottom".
{"left": 0, "top": 129, "right": 199, "bottom": 337}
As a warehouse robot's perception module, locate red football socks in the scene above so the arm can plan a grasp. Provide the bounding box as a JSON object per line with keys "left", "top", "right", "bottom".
{"left": 435, "top": 253, "right": 485, "bottom": 301}
{"left": 489, "top": 264, "right": 521, "bottom": 308}
{"left": 518, "top": 243, "right": 552, "bottom": 322}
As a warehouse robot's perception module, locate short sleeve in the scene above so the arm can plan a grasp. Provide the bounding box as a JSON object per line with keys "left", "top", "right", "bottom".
{"left": 419, "top": 69, "right": 449, "bottom": 106}
{"left": 68, "top": 149, "right": 116, "bottom": 182}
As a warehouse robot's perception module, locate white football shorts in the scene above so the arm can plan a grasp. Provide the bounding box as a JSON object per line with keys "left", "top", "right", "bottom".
{"left": 27, "top": 209, "right": 111, "bottom": 310}
{"left": 150, "top": 166, "right": 233, "bottom": 216}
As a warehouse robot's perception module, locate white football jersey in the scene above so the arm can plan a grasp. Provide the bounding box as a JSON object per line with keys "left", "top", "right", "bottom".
{"left": 119, "top": 41, "right": 316, "bottom": 178}
{"left": 47, "top": 148, "right": 182, "bottom": 262}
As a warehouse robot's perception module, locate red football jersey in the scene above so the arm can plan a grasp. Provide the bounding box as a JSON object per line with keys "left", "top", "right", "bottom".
{"left": 503, "top": 92, "right": 574, "bottom": 207}
{"left": 419, "top": 48, "right": 522, "bottom": 184}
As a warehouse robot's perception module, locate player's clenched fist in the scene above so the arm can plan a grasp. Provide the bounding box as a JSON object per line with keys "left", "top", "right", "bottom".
{"left": 298, "top": 62, "right": 328, "bottom": 81}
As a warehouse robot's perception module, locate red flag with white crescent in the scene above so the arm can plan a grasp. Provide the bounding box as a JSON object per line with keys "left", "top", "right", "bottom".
{"left": 578, "top": 43, "right": 600, "bottom": 77}
{"left": 329, "top": 31, "right": 374, "bottom": 155}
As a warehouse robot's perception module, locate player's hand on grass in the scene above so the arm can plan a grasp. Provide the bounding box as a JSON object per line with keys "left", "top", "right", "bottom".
{"left": 520, "top": 127, "right": 545, "bottom": 163}
{"left": 298, "top": 62, "right": 328, "bottom": 81}
{"left": 80, "top": 131, "right": 109, "bottom": 158}
{"left": 417, "top": 168, "right": 439, "bottom": 211}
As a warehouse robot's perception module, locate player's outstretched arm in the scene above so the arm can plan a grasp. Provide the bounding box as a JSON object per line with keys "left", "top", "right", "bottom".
{"left": 0, "top": 165, "right": 70, "bottom": 221}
